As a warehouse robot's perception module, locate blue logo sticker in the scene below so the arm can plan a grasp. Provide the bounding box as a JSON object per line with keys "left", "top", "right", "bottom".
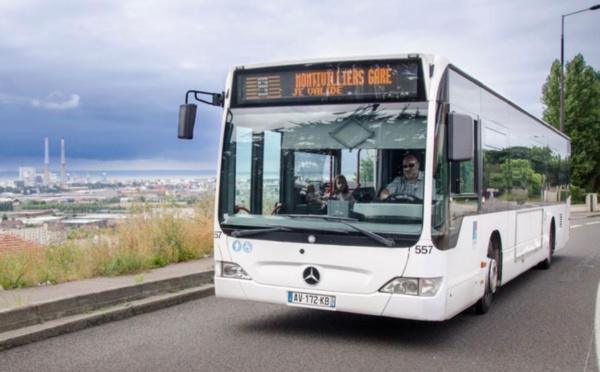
{"left": 232, "top": 240, "right": 242, "bottom": 252}
{"left": 243, "top": 241, "right": 253, "bottom": 253}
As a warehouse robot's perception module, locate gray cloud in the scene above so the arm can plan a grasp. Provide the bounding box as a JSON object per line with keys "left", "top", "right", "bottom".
{"left": 0, "top": 0, "right": 598, "bottom": 171}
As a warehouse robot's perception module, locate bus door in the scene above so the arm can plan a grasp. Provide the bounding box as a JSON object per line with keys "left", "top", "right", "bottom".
{"left": 281, "top": 149, "right": 337, "bottom": 214}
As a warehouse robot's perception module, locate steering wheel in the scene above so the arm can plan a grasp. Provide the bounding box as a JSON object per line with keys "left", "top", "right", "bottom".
{"left": 383, "top": 193, "right": 423, "bottom": 204}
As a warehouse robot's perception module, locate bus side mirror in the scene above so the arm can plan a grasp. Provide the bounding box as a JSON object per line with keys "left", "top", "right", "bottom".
{"left": 178, "top": 104, "right": 197, "bottom": 139}
{"left": 448, "top": 113, "right": 474, "bottom": 161}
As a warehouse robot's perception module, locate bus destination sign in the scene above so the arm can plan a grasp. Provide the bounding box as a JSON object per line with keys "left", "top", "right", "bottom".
{"left": 233, "top": 60, "right": 422, "bottom": 106}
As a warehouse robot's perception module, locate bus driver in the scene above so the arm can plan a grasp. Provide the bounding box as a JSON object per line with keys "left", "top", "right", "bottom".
{"left": 379, "top": 153, "right": 424, "bottom": 201}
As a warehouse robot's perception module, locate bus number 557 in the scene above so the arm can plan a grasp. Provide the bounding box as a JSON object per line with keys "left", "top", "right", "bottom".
{"left": 414, "top": 245, "right": 433, "bottom": 254}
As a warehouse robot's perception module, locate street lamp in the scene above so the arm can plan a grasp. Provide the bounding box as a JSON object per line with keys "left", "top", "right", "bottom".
{"left": 560, "top": 4, "right": 600, "bottom": 133}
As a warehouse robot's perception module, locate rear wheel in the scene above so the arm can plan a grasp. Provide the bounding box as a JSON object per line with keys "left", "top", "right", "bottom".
{"left": 538, "top": 223, "right": 555, "bottom": 270}
{"left": 475, "top": 240, "right": 499, "bottom": 314}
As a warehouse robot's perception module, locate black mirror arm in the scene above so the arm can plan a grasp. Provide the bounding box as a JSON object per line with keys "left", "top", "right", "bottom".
{"left": 185, "top": 90, "right": 224, "bottom": 107}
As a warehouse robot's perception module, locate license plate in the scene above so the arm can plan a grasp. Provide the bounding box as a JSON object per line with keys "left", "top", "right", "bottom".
{"left": 287, "top": 291, "right": 336, "bottom": 309}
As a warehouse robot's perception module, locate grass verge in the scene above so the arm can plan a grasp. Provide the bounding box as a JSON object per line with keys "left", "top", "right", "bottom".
{"left": 0, "top": 199, "right": 213, "bottom": 289}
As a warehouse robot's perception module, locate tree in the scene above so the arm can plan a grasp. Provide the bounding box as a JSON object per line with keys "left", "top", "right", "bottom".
{"left": 0, "top": 201, "right": 13, "bottom": 211}
{"left": 542, "top": 54, "right": 600, "bottom": 191}
{"left": 358, "top": 156, "right": 374, "bottom": 184}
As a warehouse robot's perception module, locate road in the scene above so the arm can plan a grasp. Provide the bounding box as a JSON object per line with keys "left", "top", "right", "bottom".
{"left": 2, "top": 214, "right": 600, "bottom": 372}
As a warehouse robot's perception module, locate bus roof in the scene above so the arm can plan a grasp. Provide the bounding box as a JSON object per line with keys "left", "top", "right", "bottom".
{"left": 233, "top": 53, "right": 434, "bottom": 71}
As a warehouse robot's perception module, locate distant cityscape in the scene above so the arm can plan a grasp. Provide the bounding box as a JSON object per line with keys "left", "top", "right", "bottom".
{"left": 0, "top": 137, "right": 217, "bottom": 254}
{"left": 0, "top": 137, "right": 215, "bottom": 186}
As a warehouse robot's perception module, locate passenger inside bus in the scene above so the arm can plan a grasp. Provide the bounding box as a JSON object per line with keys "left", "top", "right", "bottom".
{"left": 324, "top": 175, "right": 355, "bottom": 202}
{"left": 304, "top": 184, "right": 322, "bottom": 204}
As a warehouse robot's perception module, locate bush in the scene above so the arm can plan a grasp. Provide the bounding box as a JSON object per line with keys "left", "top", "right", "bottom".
{"left": 42, "top": 242, "right": 85, "bottom": 283}
{"left": 0, "top": 250, "right": 42, "bottom": 289}
{"left": 0, "top": 201, "right": 13, "bottom": 211}
{"left": 570, "top": 185, "right": 586, "bottom": 204}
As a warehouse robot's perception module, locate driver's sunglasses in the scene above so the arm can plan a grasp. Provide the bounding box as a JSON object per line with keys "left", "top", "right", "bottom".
{"left": 402, "top": 163, "right": 417, "bottom": 169}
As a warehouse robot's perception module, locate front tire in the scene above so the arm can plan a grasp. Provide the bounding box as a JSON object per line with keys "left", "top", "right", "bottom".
{"left": 475, "top": 240, "right": 499, "bottom": 314}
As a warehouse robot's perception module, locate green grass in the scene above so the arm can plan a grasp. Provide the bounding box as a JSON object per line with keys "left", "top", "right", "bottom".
{"left": 0, "top": 198, "right": 214, "bottom": 289}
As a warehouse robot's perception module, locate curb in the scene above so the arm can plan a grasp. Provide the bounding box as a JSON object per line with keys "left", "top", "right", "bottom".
{"left": 0, "top": 270, "right": 214, "bottom": 333}
{"left": 0, "top": 284, "right": 214, "bottom": 351}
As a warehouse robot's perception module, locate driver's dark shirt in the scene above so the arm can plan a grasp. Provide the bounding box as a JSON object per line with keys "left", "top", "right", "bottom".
{"left": 384, "top": 171, "right": 424, "bottom": 198}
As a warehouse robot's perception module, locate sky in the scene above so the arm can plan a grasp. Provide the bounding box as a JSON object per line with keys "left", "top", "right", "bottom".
{"left": 0, "top": 0, "right": 598, "bottom": 172}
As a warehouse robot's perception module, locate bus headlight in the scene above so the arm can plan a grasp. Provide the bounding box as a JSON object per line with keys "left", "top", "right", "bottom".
{"left": 379, "top": 277, "right": 442, "bottom": 297}
{"left": 380, "top": 278, "right": 419, "bottom": 296}
{"left": 419, "top": 278, "right": 442, "bottom": 297}
{"left": 222, "top": 262, "right": 252, "bottom": 280}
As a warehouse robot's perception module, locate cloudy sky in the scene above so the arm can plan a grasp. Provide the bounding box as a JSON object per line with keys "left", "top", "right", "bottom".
{"left": 0, "top": 0, "right": 598, "bottom": 172}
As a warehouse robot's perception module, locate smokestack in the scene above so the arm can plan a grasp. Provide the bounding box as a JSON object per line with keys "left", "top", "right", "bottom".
{"left": 44, "top": 137, "right": 50, "bottom": 185}
{"left": 60, "top": 138, "right": 66, "bottom": 186}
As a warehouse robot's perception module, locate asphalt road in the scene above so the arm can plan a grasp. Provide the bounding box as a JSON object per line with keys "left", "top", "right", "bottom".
{"left": 2, "top": 215, "right": 600, "bottom": 372}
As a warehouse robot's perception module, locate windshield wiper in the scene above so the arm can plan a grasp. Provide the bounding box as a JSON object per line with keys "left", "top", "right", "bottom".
{"left": 285, "top": 215, "right": 395, "bottom": 247}
{"left": 231, "top": 226, "right": 292, "bottom": 238}
{"left": 337, "top": 221, "right": 395, "bottom": 247}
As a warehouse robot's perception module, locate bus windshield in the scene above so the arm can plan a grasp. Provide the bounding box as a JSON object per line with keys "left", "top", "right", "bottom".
{"left": 219, "top": 102, "right": 428, "bottom": 245}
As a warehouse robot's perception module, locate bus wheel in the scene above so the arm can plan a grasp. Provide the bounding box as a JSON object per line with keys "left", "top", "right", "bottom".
{"left": 475, "top": 240, "right": 499, "bottom": 314}
{"left": 538, "top": 222, "right": 555, "bottom": 270}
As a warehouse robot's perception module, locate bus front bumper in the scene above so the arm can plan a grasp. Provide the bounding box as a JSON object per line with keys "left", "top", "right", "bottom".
{"left": 215, "top": 277, "right": 449, "bottom": 321}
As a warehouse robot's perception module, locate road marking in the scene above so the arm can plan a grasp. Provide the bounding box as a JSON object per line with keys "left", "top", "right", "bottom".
{"left": 571, "top": 221, "right": 600, "bottom": 229}
{"left": 595, "top": 281, "right": 600, "bottom": 370}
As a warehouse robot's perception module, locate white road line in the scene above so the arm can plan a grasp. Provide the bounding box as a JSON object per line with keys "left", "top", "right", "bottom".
{"left": 595, "top": 282, "right": 600, "bottom": 370}
{"left": 587, "top": 221, "right": 600, "bottom": 226}
{"left": 571, "top": 225, "right": 582, "bottom": 229}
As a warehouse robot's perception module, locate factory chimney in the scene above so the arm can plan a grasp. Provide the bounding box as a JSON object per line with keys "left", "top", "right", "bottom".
{"left": 60, "top": 138, "right": 66, "bottom": 186}
{"left": 44, "top": 137, "right": 50, "bottom": 185}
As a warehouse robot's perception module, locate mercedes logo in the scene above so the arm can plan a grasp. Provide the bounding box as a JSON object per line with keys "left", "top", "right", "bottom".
{"left": 303, "top": 266, "right": 320, "bottom": 285}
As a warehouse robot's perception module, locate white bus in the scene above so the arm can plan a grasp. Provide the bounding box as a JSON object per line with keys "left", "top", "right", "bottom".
{"left": 178, "top": 54, "right": 570, "bottom": 320}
